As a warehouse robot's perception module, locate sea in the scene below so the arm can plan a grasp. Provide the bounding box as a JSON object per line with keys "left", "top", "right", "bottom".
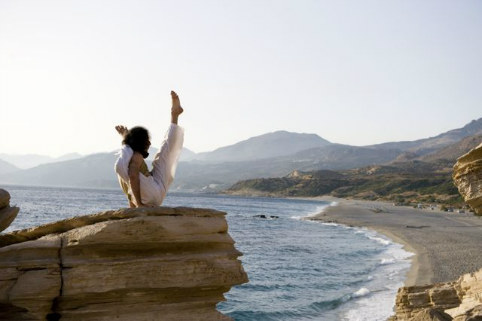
{"left": 3, "top": 185, "right": 413, "bottom": 321}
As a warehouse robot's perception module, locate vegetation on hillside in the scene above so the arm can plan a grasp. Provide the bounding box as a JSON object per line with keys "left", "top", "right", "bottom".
{"left": 226, "top": 161, "right": 464, "bottom": 206}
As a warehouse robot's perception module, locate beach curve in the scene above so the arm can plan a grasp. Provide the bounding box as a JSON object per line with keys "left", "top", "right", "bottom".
{"left": 307, "top": 196, "right": 482, "bottom": 286}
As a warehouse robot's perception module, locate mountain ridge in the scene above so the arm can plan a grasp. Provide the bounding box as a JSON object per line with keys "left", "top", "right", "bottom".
{"left": 191, "top": 130, "right": 331, "bottom": 163}
{"left": 1, "top": 118, "right": 481, "bottom": 190}
{"left": 0, "top": 159, "right": 19, "bottom": 176}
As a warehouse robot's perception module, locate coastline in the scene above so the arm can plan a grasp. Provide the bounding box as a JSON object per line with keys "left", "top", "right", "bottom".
{"left": 305, "top": 196, "right": 482, "bottom": 286}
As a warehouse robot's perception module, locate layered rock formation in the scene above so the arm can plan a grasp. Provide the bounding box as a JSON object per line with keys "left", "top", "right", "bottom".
{"left": 453, "top": 143, "right": 482, "bottom": 215}
{"left": 0, "top": 189, "right": 19, "bottom": 232}
{"left": 0, "top": 206, "right": 248, "bottom": 321}
{"left": 391, "top": 144, "right": 482, "bottom": 320}
{"left": 389, "top": 269, "right": 482, "bottom": 321}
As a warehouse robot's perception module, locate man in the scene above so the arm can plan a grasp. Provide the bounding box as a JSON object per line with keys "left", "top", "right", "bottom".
{"left": 114, "top": 91, "right": 184, "bottom": 207}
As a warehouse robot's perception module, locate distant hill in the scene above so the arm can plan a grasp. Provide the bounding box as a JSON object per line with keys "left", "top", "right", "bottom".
{"left": 179, "top": 148, "right": 197, "bottom": 161}
{"left": 284, "top": 144, "right": 402, "bottom": 170}
{"left": 389, "top": 134, "right": 482, "bottom": 164}
{"left": 172, "top": 144, "right": 403, "bottom": 191}
{"left": 0, "top": 152, "right": 118, "bottom": 188}
{"left": 226, "top": 161, "right": 461, "bottom": 205}
{"left": 192, "top": 131, "right": 331, "bottom": 163}
{"left": 225, "top": 132, "right": 482, "bottom": 204}
{"left": 2, "top": 118, "right": 481, "bottom": 191}
{"left": 419, "top": 134, "right": 482, "bottom": 163}
{"left": 146, "top": 147, "right": 196, "bottom": 162}
{"left": 369, "top": 118, "right": 482, "bottom": 155}
{"left": 0, "top": 159, "right": 19, "bottom": 176}
{"left": 0, "top": 153, "right": 83, "bottom": 169}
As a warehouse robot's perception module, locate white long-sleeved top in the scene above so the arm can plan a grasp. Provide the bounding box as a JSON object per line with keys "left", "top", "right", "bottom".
{"left": 114, "top": 124, "right": 184, "bottom": 206}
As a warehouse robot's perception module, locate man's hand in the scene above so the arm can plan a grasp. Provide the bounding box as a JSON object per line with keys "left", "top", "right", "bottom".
{"left": 115, "top": 125, "right": 128, "bottom": 137}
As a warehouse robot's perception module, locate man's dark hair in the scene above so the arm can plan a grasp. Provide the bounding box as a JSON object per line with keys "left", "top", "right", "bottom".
{"left": 123, "top": 126, "right": 150, "bottom": 158}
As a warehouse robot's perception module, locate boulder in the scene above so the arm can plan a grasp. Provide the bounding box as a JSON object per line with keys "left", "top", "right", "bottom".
{"left": 391, "top": 269, "right": 482, "bottom": 321}
{"left": 452, "top": 305, "right": 482, "bottom": 321}
{"left": 0, "top": 189, "right": 19, "bottom": 233}
{"left": 412, "top": 309, "right": 453, "bottom": 321}
{"left": 453, "top": 143, "right": 482, "bottom": 214}
{"left": 0, "top": 207, "right": 248, "bottom": 321}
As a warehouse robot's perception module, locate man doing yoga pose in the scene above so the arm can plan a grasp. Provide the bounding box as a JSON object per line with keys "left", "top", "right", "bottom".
{"left": 114, "top": 91, "right": 184, "bottom": 208}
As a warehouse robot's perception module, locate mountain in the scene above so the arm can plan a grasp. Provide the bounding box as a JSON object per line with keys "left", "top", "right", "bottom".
{"left": 369, "top": 118, "right": 482, "bottom": 155}
{"left": 2, "top": 118, "right": 481, "bottom": 191}
{"left": 171, "top": 144, "right": 402, "bottom": 191}
{"left": 179, "top": 148, "right": 197, "bottom": 161}
{"left": 284, "top": 144, "right": 402, "bottom": 170}
{"left": 224, "top": 130, "right": 482, "bottom": 203}
{"left": 145, "top": 147, "right": 196, "bottom": 162}
{"left": 0, "top": 147, "right": 198, "bottom": 189}
{"left": 0, "top": 152, "right": 118, "bottom": 188}
{"left": 0, "top": 153, "right": 83, "bottom": 169}
{"left": 0, "top": 159, "right": 19, "bottom": 176}
{"left": 419, "top": 134, "right": 482, "bottom": 163}
{"left": 55, "top": 153, "right": 83, "bottom": 162}
{"left": 226, "top": 161, "right": 461, "bottom": 205}
{"left": 192, "top": 131, "right": 331, "bottom": 163}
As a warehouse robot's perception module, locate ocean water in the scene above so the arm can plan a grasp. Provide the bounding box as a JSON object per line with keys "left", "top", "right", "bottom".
{"left": 3, "top": 185, "right": 412, "bottom": 321}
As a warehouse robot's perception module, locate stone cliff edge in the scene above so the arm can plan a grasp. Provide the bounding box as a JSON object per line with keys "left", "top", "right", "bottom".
{"left": 389, "top": 143, "right": 482, "bottom": 321}
{"left": 0, "top": 203, "right": 248, "bottom": 321}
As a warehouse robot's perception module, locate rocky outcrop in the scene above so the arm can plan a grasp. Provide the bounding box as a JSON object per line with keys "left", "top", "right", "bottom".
{"left": 453, "top": 143, "right": 482, "bottom": 215}
{"left": 0, "top": 206, "right": 248, "bottom": 321}
{"left": 0, "top": 189, "right": 19, "bottom": 233}
{"left": 390, "top": 269, "right": 482, "bottom": 321}
{"left": 391, "top": 143, "right": 482, "bottom": 320}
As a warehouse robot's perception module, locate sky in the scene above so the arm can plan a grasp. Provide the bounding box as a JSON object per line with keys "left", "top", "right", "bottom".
{"left": 1, "top": 0, "right": 481, "bottom": 157}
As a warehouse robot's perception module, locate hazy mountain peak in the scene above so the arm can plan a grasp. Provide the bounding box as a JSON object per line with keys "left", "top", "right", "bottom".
{"left": 0, "top": 159, "right": 19, "bottom": 175}
{"left": 369, "top": 117, "right": 482, "bottom": 155}
{"left": 193, "top": 131, "right": 331, "bottom": 163}
{"left": 0, "top": 153, "right": 83, "bottom": 169}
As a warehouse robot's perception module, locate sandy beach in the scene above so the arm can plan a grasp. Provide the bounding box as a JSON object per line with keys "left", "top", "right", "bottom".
{"left": 309, "top": 197, "right": 482, "bottom": 286}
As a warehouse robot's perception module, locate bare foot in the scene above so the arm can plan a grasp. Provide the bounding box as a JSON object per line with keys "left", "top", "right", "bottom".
{"left": 171, "top": 91, "right": 184, "bottom": 116}
{"left": 115, "top": 125, "right": 128, "bottom": 137}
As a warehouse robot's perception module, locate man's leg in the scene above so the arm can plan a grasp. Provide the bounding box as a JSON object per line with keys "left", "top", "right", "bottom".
{"left": 151, "top": 91, "right": 184, "bottom": 193}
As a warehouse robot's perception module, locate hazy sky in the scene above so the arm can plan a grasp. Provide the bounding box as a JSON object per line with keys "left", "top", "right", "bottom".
{"left": 1, "top": 0, "right": 481, "bottom": 157}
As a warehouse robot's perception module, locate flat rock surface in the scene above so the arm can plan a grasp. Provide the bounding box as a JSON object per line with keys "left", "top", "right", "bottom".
{"left": 0, "top": 207, "right": 248, "bottom": 321}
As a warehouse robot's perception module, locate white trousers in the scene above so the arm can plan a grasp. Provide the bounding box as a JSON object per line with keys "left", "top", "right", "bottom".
{"left": 115, "top": 123, "right": 184, "bottom": 206}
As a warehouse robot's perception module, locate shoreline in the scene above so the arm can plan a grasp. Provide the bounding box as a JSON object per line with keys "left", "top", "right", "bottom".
{"left": 305, "top": 196, "right": 482, "bottom": 286}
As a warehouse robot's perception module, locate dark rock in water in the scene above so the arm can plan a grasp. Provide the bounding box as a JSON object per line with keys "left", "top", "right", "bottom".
{"left": 406, "top": 225, "right": 430, "bottom": 229}
{"left": 253, "top": 215, "right": 279, "bottom": 219}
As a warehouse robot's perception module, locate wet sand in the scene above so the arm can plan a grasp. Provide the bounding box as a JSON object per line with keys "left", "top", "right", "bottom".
{"left": 308, "top": 197, "right": 482, "bottom": 286}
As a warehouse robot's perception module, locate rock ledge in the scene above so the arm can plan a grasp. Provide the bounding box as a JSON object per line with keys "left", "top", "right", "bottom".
{"left": 0, "top": 206, "right": 248, "bottom": 321}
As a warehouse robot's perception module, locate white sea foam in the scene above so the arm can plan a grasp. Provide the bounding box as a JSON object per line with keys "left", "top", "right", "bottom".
{"left": 353, "top": 287, "right": 370, "bottom": 297}
{"left": 340, "top": 230, "right": 414, "bottom": 321}
{"left": 321, "top": 222, "right": 341, "bottom": 227}
{"left": 380, "top": 258, "right": 395, "bottom": 265}
{"left": 350, "top": 227, "right": 394, "bottom": 246}
{"left": 368, "top": 235, "right": 392, "bottom": 246}
{"left": 291, "top": 204, "right": 330, "bottom": 220}
{"left": 343, "top": 283, "right": 404, "bottom": 321}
